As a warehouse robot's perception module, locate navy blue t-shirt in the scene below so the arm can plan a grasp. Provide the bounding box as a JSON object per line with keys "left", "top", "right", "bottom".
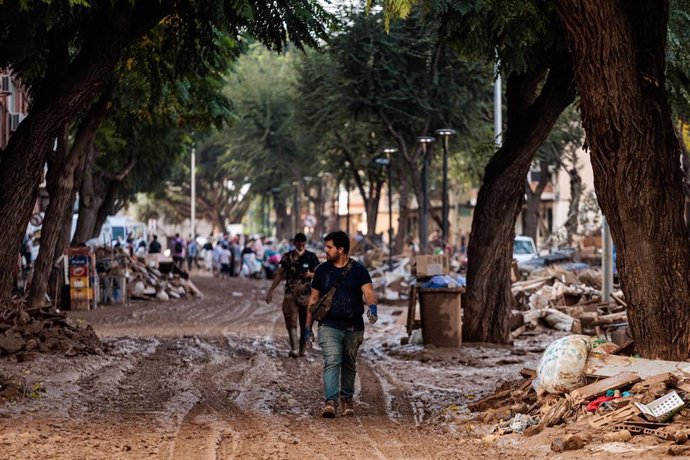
{"left": 311, "top": 259, "right": 372, "bottom": 331}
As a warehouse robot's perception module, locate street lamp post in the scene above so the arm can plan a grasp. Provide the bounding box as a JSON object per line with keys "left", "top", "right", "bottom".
{"left": 417, "top": 136, "right": 435, "bottom": 254}
{"left": 435, "top": 128, "right": 456, "bottom": 247}
{"left": 376, "top": 147, "right": 397, "bottom": 271}
{"left": 191, "top": 147, "right": 196, "bottom": 239}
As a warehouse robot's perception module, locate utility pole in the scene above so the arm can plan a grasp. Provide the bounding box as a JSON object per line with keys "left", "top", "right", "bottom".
{"left": 602, "top": 216, "right": 614, "bottom": 302}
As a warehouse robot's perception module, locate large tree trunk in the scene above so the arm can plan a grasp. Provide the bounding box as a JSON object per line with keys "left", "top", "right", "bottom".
{"left": 72, "top": 155, "right": 136, "bottom": 244}
{"left": 557, "top": 0, "right": 690, "bottom": 360}
{"left": 0, "top": 2, "right": 169, "bottom": 308}
{"left": 463, "top": 51, "right": 574, "bottom": 343}
{"left": 30, "top": 95, "right": 111, "bottom": 307}
{"left": 72, "top": 148, "right": 103, "bottom": 245}
{"left": 522, "top": 160, "right": 550, "bottom": 242}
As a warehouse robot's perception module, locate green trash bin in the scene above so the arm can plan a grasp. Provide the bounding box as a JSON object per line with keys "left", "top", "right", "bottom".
{"left": 417, "top": 287, "right": 464, "bottom": 348}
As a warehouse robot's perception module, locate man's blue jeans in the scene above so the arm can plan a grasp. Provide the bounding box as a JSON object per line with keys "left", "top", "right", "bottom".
{"left": 318, "top": 325, "right": 364, "bottom": 402}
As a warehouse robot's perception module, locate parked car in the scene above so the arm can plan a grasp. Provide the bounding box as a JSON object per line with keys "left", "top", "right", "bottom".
{"left": 513, "top": 236, "right": 538, "bottom": 263}
{"left": 456, "top": 235, "right": 537, "bottom": 274}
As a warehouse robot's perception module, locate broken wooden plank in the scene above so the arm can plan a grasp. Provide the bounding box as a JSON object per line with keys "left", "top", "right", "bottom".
{"left": 610, "top": 292, "right": 627, "bottom": 308}
{"left": 591, "top": 311, "right": 628, "bottom": 326}
{"left": 570, "top": 372, "right": 641, "bottom": 401}
{"left": 520, "top": 367, "right": 537, "bottom": 379}
{"left": 585, "top": 353, "right": 690, "bottom": 379}
{"left": 630, "top": 372, "right": 678, "bottom": 393}
{"left": 589, "top": 404, "right": 639, "bottom": 429}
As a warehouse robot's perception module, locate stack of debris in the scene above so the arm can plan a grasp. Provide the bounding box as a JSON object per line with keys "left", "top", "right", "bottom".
{"left": 474, "top": 341, "right": 690, "bottom": 454}
{"left": 0, "top": 307, "right": 102, "bottom": 357}
{"left": 368, "top": 258, "right": 412, "bottom": 304}
{"left": 511, "top": 265, "right": 628, "bottom": 341}
{"left": 94, "top": 247, "right": 203, "bottom": 303}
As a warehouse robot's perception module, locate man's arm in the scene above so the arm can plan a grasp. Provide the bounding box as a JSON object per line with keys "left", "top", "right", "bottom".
{"left": 305, "top": 287, "right": 321, "bottom": 329}
{"left": 265, "top": 266, "right": 285, "bottom": 303}
{"left": 362, "top": 282, "right": 378, "bottom": 324}
{"left": 361, "top": 283, "right": 377, "bottom": 306}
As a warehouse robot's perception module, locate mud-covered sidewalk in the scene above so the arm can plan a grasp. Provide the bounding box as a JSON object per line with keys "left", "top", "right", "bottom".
{"left": 0, "top": 274, "right": 620, "bottom": 459}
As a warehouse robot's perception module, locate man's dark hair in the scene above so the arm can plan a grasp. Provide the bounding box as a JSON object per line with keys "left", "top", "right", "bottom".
{"left": 293, "top": 232, "right": 307, "bottom": 243}
{"left": 325, "top": 231, "right": 350, "bottom": 254}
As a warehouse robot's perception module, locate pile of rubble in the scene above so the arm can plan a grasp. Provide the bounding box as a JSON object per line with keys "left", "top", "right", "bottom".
{"left": 0, "top": 308, "right": 102, "bottom": 358}
{"left": 475, "top": 339, "right": 690, "bottom": 454}
{"left": 94, "top": 247, "right": 203, "bottom": 303}
{"left": 511, "top": 265, "right": 628, "bottom": 341}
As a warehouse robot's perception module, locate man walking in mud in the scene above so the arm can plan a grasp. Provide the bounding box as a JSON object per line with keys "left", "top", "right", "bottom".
{"left": 305, "top": 231, "right": 378, "bottom": 418}
{"left": 265, "top": 233, "right": 320, "bottom": 358}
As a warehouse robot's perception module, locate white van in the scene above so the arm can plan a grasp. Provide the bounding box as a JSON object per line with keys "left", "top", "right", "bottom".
{"left": 68, "top": 214, "right": 147, "bottom": 247}
{"left": 98, "top": 216, "right": 147, "bottom": 247}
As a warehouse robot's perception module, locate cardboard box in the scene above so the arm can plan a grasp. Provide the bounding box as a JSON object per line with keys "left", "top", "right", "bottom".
{"left": 415, "top": 255, "right": 449, "bottom": 277}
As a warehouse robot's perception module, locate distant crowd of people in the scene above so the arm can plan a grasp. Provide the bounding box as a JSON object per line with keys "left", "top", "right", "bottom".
{"left": 136, "top": 232, "right": 298, "bottom": 280}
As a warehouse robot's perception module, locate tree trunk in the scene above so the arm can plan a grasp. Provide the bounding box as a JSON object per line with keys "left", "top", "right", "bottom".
{"left": 463, "top": 52, "right": 574, "bottom": 343}
{"left": 0, "top": 2, "right": 169, "bottom": 308}
{"left": 523, "top": 161, "right": 550, "bottom": 242}
{"left": 326, "top": 183, "right": 339, "bottom": 233}
{"left": 275, "top": 197, "right": 290, "bottom": 241}
{"left": 557, "top": 0, "right": 690, "bottom": 360}
{"left": 364, "top": 181, "right": 383, "bottom": 238}
{"left": 30, "top": 94, "right": 111, "bottom": 307}
{"left": 395, "top": 163, "right": 410, "bottom": 255}
{"left": 565, "top": 157, "right": 583, "bottom": 244}
{"left": 72, "top": 147, "right": 103, "bottom": 245}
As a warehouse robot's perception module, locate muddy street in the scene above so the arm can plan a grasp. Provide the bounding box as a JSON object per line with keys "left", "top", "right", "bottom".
{"left": 1, "top": 275, "right": 574, "bottom": 459}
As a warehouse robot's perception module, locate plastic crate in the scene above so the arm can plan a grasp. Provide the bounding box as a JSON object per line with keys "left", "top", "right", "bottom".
{"left": 635, "top": 391, "right": 686, "bottom": 422}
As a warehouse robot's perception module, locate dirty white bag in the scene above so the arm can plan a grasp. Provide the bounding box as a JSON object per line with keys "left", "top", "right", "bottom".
{"left": 542, "top": 308, "right": 575, "bottom": 332}
{"left": 534, "top": 335, "right": 591, "bottom": 394}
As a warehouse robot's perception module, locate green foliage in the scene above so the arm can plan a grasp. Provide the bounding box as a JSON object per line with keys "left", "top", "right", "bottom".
{"left": 221, "top": 44, "right": 318, "bottom": 194}
{"left": 297, "top": 7, "right": 493, "bottom": 200}
{"left": 0, "top": 0, "right": 334, "bottom": 106}
{"left": 376, "top": 0, "right": 558, "bottom": 75}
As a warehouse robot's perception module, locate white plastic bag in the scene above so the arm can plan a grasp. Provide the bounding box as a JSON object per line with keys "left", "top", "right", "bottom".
{"left": 534, "top": 335, "right": 591, "bottom": 394}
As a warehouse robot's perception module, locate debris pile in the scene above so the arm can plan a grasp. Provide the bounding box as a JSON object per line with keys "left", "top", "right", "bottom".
{"left": 94, "top": 247, "right": 203, "bottom": 303}
{"left": 0, "top": 308, "right": 102, "bottom": 358}
{"left": 510, "top": 265, "right": 628, "bottom": 340}
{"left": 473, "top": 335, "right": 690, "bottom": 454}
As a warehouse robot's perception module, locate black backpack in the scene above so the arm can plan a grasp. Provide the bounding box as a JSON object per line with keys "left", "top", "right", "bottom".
{"left": 174, "top": 241, "right": 183, "bottom": 253}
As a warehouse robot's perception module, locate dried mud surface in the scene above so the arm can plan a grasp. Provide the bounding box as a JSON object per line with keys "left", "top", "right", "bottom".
{"left": 0, "top": 274, "right": 674, "bottom": 459}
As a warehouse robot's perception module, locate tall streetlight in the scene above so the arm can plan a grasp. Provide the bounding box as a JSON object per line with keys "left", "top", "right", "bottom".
{"left": 417, "top": 136, "right": 435, "bottom": 254}
{"left": 190, "top": 146, "right": 196, "bottom": 240}
{"left": 376, "top": 147, "right": 397, "bottom": 271}
{"left": 435, "top": 128, "right": 456, "bottom": 247}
